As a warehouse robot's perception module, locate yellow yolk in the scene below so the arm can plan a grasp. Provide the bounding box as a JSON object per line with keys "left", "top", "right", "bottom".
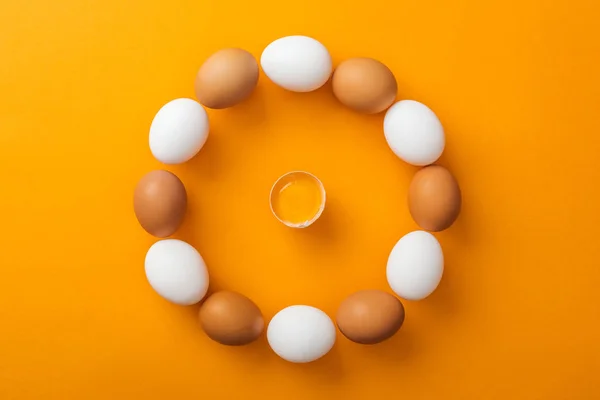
{"left": 271, "top": 172, "right": 323, "bottom": 225}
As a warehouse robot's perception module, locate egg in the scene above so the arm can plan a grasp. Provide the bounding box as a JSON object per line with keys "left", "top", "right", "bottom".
{"left": 267, "top": 305, "right": 336, "bottom": 363}
{"left": 133, "top": 170, "right": 187, "bottom": 237}
{"left": 336, "top": 290, "right": 405, "bottom": 344}
{"left": 199, "top": 291, "right": 264, "bottom": 346}
{"left": 149, "top": 98, "right": 209, "bottom": 164}
{"left": 194, "top": 48, "right": 259, "bottom": 109}
{"left": 409, "top": 165, "right": 461, "bottom": 232}
{"left": 332, "top": 58, "right": 397, "bottom": 114}
{"left": 386, "top": 231, "right": 444, "bottom": 301}
{"left": 383, "top": 100, "right": 445, "bottom": 166}
{"left": 260, "top": 36, "right": 332, "bottom": 92}
{"left": 144, "top": 239, "right": 209, "bottom": 305}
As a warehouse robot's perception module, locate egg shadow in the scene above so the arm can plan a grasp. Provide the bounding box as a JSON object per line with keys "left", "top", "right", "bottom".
{"left": 297, "top": 78, "right": 339, "bottom": 105}
{"left": 302, "top": 342, "right": 344, "bottom": 382}
{"left": 290, "top": 197, "right": 349, "bottom": 257}
{"left": 262, "top": 76, "right": 341, "bottom": 119}
{"left": 414, "top": 247, "right": 461, "bottom": 319}
{"left": 331, "top": 91, "right": 387, "bottom": 130}
{"left": 434, "top": 145, "right": 478, "bottom": 249}
{"left": 182, "top": 84, "right": 268, "bottom": 180}
{"left": 408, "top": 142, "right": 478, "bottom": 320}
{"left": 184, "top": 126, "right": 223, "bottom": 180}
{"left": 299, "top": 202, "right": 339, "bottom": 241}
{"left": 172, "top": 198, "right": 203, "bottom": 247}
{"left": 217, "top": 83, "right": 268, "bottom": 130}
{"left": 349, "top": 324, "right": 418, "bottom": 364}
{"left": 172, "top": 208, "right": 228, "bottom": 298}
{"left": 184, "top": 287, "right": 273, "bottom": 365}
{"left": 453, "top": 173, "right": 485, "bottom": 249}
{"left": 210, "top": 334, "right": 274, "bottom": 365}
{"left": 273, "top": 339, "right": 345, "bottom": 383}
{"left": 185, "top": 309, "right": 274, "bottom": 368}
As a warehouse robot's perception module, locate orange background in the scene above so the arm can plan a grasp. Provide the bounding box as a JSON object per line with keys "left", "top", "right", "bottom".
{"left": 1, "top": 0, "right": 599, "bottom": 398}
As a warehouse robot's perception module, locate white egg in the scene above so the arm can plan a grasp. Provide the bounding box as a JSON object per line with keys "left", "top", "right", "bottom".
{"left": 149, "top": 98, "right": 209, "bottom": 164}
{"left": 144, "top": 239, "right": 209, "bottom": 305}
{"left": 383, "top": 100, "right": 445, "bottom": 166}
{"left": 260, "top": 35, "right": 332, "bottom": 92}
{"left": 267, "top": 305, "right": 336, "bottom": 363}
{"left": 386, "top": 230, "right": 444, "bottom": 301}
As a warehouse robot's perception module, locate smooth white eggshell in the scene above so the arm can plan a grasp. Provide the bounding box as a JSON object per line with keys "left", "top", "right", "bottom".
{"left": 260, "top": 35, "right": 332, "bottom": 92}
{"left": 145, "top": 239, "right": 209, "bottom": 305}
{"left": 386, "top": 230, "right": 444, "bottom": 301}
{"left": 383, "top": 100, "right": 445, "bottom": 166}
{"left": 267, "top": 305, "right": 336, "bottom": 363}
{"left": 149, "top": 98, "right": 209, "bottom": 164}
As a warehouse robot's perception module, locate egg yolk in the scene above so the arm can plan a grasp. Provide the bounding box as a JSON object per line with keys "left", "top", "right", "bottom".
{"left": 271, "top": 172, "right": 323, "bottom": 226}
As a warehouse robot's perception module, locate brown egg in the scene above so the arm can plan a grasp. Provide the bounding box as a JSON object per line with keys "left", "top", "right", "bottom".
{"left": 408, "top": 165, "right": 461, "bottom": 232}
{"left": 336, "top": 290, "right": 405, "bottom": 345}
{"left": 133, "top": 170, "right": 187, "bottom": 237}
{"left": 332, "top": 57, "right": 397, "bottom": 114}
{"left": 199, "top": 291, "right": 264, "bottom": 346}
{"left": 194, "top": 48, "right": 259, "bottom": 109}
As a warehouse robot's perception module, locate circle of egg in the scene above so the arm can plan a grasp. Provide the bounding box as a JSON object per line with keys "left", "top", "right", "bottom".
{"left": 133, "top": 35, "right": 463, "bottom": 363}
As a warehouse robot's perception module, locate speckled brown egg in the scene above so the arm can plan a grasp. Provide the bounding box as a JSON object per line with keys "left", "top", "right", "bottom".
{"left": 336, "top": 290, "right": 405, "bottom": 345}
{"left": 199, "top": 291, "right": 264, "bottom": 346}
{"left": 194, "top": 48, "right": 259, "bottom": 109}
{"left": 408, "top": 165, "right": 461, "bottom": 232}
{"left": 133, "top": 170, "right": 187, "bottom": 237}
{"left": 332, "top": 57, "right": 397, "bottom": 114}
